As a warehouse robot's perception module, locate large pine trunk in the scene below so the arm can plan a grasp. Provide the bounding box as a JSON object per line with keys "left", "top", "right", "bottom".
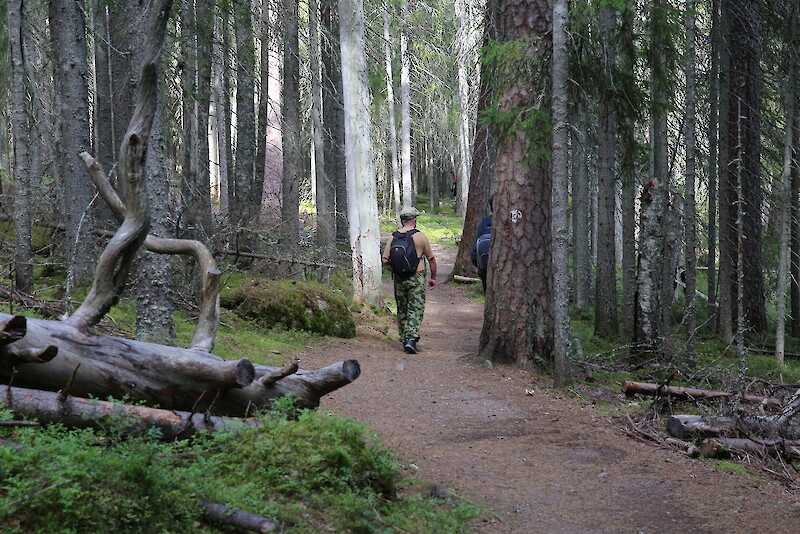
{"left": 479, "top": 0, "right": 554, "bottom": 366}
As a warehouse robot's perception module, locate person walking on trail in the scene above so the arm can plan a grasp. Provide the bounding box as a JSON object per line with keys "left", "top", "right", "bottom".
{"left": 382, "top": 207, "right": 437, "bottom": 354}
{"left": 471, "top": 195, "right": 493, "bottom": 293}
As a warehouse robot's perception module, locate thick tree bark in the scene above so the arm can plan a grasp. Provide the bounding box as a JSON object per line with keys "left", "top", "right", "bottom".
{"left": 48, "top": 0, "right": 96, "bottom": 286}
{"left": 479, "top": 0, "right": 553, "bottom": 366}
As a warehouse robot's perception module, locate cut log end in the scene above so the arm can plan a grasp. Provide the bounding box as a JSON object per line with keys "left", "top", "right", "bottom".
{"left": 342, "top": 359, "right": 361, "bottom": 381}
{"left": 0, "top": 315, "right": 27, "bottom": 345}
{"left": 236, "top": 359, "right": 256, "bottom": 387}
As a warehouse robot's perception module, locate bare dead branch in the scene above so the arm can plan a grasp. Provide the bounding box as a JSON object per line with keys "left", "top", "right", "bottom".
{"left": 63, "top": 0, "right": 172, "bottom": 333}
{"left": 79, "top": 151, "right": 221, "bottom": 352}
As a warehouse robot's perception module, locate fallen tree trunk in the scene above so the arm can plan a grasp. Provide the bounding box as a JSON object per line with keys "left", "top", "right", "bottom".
{"left": 0, "top": 313, "right": 360, "bottom": 416}
{"left": 0, "top": 383, "right": 252, "bottom": 439}
{"left": 622, "top": 381, "right": 783, "bottom": 407}
{"left": 667, "top": 414, "right": 800, "bottom": 440}
{"left": 699, "top": 437, "right": 800, "bottom": 459}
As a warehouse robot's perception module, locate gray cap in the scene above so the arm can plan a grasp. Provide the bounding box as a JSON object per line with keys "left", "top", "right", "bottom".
{"left": 399, "top": 207, "right": 420, "bottom": 221}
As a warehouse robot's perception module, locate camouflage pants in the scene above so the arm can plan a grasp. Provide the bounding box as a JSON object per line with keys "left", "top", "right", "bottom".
{"left": 394, "top": 272, "right": 426, "bottom": 341}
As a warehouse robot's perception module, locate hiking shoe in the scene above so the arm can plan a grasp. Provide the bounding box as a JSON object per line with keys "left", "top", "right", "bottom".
{"left": 403, "top": 338, "right": 419, "bottom": 354}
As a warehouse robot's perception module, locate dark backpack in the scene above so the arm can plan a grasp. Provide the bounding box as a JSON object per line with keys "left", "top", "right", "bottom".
{"left": 476, "top": 226, "right": 491, "bottom": 274}
{"left": 388, "top": 229, "right": 420, "bottom": 275}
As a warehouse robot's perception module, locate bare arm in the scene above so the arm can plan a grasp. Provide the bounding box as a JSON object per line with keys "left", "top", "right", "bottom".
{"left": 428, "top": 258, "right": 437, "bottom": 289}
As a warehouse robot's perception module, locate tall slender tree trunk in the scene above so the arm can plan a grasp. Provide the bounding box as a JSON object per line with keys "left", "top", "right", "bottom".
{"left": 775, "top": 5, "right": 798, "bottom": 367}
{"left": 48, "top": 0, "right": 96, "bottom": 287}
{"left": 652, "top": 0, "right": 673, "bottom": 341}
{"left": 619, "top": 4, "right": 637, "bottom": 339}
{"left": 339, "top": 0, "right": 382, "bottom": 308}
{"left": 593, "top": 5, "right": 618, "bottom": 339}
{"left": 684, "top": 0, "right": 698, "bottom": 363}
{"left": 8, "top": 0, "right": 33, "bottom": 293}
{"left": 261, "top": 0, "right": 283, "bottom": 230}
{"left": 728, "top": 0, "right": 767, "bottom": 334}
{"left": 311, "top": 0, "right": 335, "bottom": 254}
{"left": 454, "top": 0, "right": 474, "bottom": 217}
{"left": 551, "top": 0, "right": 571, "bottom": 387}
{"left": 707, "top": 0, "right": 719, "bottom": 330}
{"left": 281, "top": 0, "right": 301, "bottom": 248}
{"left": 212, "top": 4, "right": 232, "bottom": 215}
{"left": 399, "top": 0, "right": 413, "bottom": 208}
{"left": 383, "top": 9, "right": 401, "bottom": 220}
{"left": 233, "top": 0, "right": 259, "bottom": 236}
{"left": 717, "top": 0, "right": 734, "bottom": 342}
{"left": 571, "top": 103, "right": 590, "bottom": 314}
{"left": 322, "top": 0, "right": 348, "bottom": 244}
{"left": 479, "top": 0, "right": 553, "bottom": 366}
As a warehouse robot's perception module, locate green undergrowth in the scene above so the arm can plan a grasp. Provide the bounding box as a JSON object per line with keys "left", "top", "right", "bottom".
{"left": 0, "top": 401, "right": 481, "bottom": 533}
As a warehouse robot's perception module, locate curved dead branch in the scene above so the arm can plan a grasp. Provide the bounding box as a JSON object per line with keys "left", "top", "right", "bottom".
{"left": 79, "top": 151, "right": 221, "bottom": 352}
{"left": 63, "top": 0, "right": 172, "bottom": 333}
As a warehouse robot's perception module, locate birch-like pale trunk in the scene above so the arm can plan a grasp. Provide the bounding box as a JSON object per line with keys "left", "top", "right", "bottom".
{"left": 339, "top": 0, "right": 382, "bottom": 308}
{"left": 454, "top": 0, "right": 474, "bottom": 217}
{"left": 551, "top": 0, "right": 571, "bottom": 387}
{"left": 399, "top": 0, "right": 413, "bottom": 209}
{"left": 383, "top": 10, "right": 401, "bottom": 220}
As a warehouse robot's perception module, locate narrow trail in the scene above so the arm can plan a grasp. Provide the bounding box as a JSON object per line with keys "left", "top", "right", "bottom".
{"left": 301, "top": 243, "right": 799, "bottom": 533}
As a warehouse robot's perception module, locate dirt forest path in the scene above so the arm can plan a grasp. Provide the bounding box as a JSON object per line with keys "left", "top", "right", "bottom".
{"left": 301, "top": 243, "right": 800, "bottom": 533}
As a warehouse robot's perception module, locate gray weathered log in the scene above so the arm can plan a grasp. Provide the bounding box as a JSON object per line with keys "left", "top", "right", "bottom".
{"left": 0, "top": 313, "right": 359, "bottom": 416}
{"left": 667, "top": 414, "right": 800, "bottom": 440}
{"left": 0, "top": 383, "right": 252, "bottom": 439}
{"left": 699, "top": 437, "right": 800, "bottom": 459}
{"left": 622, "top": 380, "right": 783, "bottom": 406}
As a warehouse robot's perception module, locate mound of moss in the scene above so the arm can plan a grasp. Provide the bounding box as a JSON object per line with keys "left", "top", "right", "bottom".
{"left": 221, "top": 278, "right": 356, "bottom": 338}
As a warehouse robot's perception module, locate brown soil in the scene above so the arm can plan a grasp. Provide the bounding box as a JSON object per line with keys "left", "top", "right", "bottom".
{"left": 300, "top": 243, "right": 800, "bottom": 533}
